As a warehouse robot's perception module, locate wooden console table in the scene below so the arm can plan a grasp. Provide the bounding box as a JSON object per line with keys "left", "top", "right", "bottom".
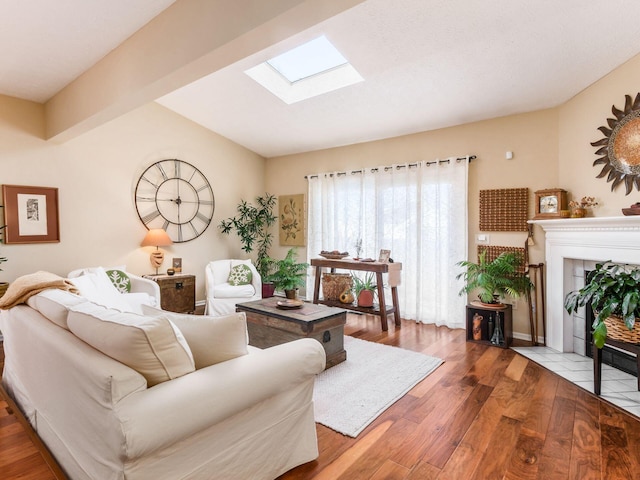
{"left": 310, "top": 258, "right": 402, "bottom": 331}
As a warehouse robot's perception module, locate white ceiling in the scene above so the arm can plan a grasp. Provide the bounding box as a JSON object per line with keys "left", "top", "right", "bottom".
{"left": 3, "top": 0, "right": 640, "bottom": 158}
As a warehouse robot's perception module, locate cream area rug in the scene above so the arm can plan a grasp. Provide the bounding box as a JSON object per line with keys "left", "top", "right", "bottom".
{"left": 313, "top": 336, "right": 443, "bottom": 437}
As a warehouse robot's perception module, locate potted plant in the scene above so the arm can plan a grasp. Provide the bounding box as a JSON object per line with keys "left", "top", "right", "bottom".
{"left": 456, "top": 250, "right": 533, "bottom": 306}
{"left": 267, "top": 248, "right": 309, "bottom": 299}
{"left": 569, "top": 195, "right": 598, "bottom": 218}
{"left": 219, "top": 193, "right": 277, "bottom": 296}
{"left": 352, "top": 272, "right": 377, "bottom": 307}
{"left": 564, "top": 261, "right": 640, "bottom": 349}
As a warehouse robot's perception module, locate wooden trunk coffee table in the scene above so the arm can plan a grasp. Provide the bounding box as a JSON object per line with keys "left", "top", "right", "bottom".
{"left": 236, "top": 297, "right": 347, "bottom": 369}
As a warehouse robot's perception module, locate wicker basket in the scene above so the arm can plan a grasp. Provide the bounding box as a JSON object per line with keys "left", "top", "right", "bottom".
{"left": 321, "top": 273, "right": 352, "bottom": 301}
{"left": 604, "top": 315, "right": 640, "bottom": 345}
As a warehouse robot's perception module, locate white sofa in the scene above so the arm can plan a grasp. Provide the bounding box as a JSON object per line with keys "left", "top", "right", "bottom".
{"left": 0, "top": 282, "right": 325, "bottom": 480}
{"left": 205, "top": 259, "right": 262, "bottom": 315}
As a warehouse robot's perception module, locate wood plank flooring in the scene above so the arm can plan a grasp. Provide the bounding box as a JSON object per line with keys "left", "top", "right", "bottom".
{"left": 279, "top": 313, "right": 640, "bottom": 480}
{"left": 1, "top": 314, "right": 639, "bottom": 479}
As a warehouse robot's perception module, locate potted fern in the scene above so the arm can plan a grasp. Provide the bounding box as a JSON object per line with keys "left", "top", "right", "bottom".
{"left": 456, "top": 251, "right": 533, "bottom": 306}
{"left": 564, "top": 261, "right": 640, "bottom": 349}
{"left": 266, "top": 248, "right": 309, "bottom": 299}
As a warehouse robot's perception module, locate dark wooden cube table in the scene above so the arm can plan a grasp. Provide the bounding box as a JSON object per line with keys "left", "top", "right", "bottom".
{"left": 236, "top": 297, "right": 347, "bottom": 369}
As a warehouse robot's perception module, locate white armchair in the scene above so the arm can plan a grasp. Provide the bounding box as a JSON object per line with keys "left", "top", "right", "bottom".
{"left": 67, "top": 266, "right": 161, "bottom": 313}
{"left": 205, "top": 259, "right": 262, "bottom": 315}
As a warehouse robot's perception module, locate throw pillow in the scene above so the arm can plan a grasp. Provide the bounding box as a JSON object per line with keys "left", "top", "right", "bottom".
{"left": 228, "top": 264, "right": 252, "bottom": 286}
{"left": 26, "top": 289, "right": 87, "bottom": 330}
{"left": 68, "top": 302, "right": 195, "bottom": 386}
{"left": 142, "top": 305, "right": 249, "bottom": 369}
{"left": 106, "top": 269, "right": 131, "bottom": 293}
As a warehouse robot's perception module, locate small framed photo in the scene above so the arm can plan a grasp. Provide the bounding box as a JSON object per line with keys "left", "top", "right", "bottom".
{"left": 172, "top": 257, "right": 183, "bottom": 273}
{"left": 378, "top": 249, "right": 391, "bottom": 263}
{"left": 2, "top": 185, "right": 60, "bottom": 244}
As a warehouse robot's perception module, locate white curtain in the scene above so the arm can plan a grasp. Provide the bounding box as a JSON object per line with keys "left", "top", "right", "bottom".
{"left": 307, "top": 157, "right": 469, "bottom": 328}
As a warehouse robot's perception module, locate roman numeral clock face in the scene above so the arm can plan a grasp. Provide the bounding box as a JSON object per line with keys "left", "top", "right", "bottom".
{"left": 135, "top": 159, "right": 215, "bottom": 242}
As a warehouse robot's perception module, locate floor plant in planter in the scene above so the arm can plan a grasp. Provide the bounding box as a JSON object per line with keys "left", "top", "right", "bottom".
{"left": 219, "top": 193, "right": 277, "bottom": 296}
{"left": 456, "top": 250, "right": 533, "bottom": 306}
{"left": 564, "top": 261, "right": 640, "bottom": 348}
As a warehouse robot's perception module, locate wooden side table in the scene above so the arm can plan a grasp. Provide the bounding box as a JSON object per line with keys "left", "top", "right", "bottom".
{"left": 145, "top": 274, "right": 196, "bottom": 313}
{"left": 465, "top": 302, "right": 512, "bottom": 348}
{"left": 310, "top": 258, "right": 402, "bottom": 331}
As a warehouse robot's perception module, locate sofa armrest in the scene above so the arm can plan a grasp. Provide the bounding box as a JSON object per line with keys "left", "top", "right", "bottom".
{"left": 115, "top": 338, "right": 325, "bottom": 458}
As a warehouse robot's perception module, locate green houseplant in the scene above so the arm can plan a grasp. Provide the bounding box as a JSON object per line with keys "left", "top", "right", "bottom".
{"left": 219, "top": 193, "right": 277, "bottom": 287}
{"left": 352, "top": 272, "right": 377, "bottom": 307}
{"left": 564, "top": 261, "right": 640, "bottom": 349}
{"left": 267, "top": 248, "right": 309, "bottom": 299}
{"left": 456, "top": 250, "right": 533, "bottom": 305}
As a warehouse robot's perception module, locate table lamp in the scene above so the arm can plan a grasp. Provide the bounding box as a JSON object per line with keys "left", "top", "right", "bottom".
{"left": 141, "top": 228, "right": 173, "bottom": 275}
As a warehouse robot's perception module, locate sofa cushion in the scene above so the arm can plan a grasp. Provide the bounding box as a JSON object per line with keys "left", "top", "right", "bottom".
{"left": 26, "top": 289, "right": 87, "bottom": 330}
{"left": 106, "top": 269, "right": 131, "bottom": 293}
{"left": 69, "top": 268, "right": 133, "bottom": 311}
{"left": 68, "top": 302, "right": 195, "bottom": 386}
{"left": 227, "top": 264, "right": 252, "bottom": 286}
{"left": 142, "top": 305, "right": 249, "bottom": 369}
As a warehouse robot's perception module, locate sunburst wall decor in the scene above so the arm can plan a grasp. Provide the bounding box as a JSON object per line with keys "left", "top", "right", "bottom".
{"left": 592, "top": 93, "right": 640, "bottom": 195}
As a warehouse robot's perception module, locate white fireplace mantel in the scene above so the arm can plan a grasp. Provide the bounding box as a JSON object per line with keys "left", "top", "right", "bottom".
{"left": 530, "top": 216, "right": 640, "bottom": 352}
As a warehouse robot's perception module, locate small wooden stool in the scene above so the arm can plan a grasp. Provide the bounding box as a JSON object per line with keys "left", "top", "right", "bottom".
{"left": 593, "top": 338, "right": 640, "bottom": 395}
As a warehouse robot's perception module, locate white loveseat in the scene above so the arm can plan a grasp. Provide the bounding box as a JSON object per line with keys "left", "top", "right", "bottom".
{"left": 0, "top": 278, "right": 325, "bottom": 480}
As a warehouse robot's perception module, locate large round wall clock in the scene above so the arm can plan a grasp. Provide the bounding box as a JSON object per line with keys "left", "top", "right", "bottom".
{"left": 592, "top": 93, "right": 640, "bottom": 195}
{"left": 135, "top": 159, "right": 214, "bottom": 243}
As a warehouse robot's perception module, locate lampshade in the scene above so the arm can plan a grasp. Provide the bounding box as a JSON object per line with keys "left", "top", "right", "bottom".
{"left": 141, "top": 228, "right": 173, "bottom": 248}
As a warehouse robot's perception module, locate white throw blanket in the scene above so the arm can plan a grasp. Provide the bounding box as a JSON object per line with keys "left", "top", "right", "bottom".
{"left": 0, "top": 271, "right": 78, "bottom": 309}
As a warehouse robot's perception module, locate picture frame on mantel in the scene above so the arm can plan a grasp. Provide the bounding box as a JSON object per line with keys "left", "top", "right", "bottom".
{"left": 2, "top": 185, "right": 60, "bottom": 244}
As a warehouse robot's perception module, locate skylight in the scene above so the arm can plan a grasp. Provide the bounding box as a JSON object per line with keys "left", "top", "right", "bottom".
{"left": 266, "top": 36, "right": 348, "bottom": 83}
{"left": 245, "top": 35, "right": 363, "bottom": 104}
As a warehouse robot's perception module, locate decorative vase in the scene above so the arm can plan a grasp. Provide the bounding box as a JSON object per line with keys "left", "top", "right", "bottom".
{"left": 339, "top": 288, "right": 354, "bottom": 304}
{"left": 472, "top": 313, "right": 483, "bottom": 340}
{"left": 357, "top": 289, "right": 374, "bottom": 308}
{"left": 571, "top": 207, "right": 586, "bottom": 218}
{"left": 490, "top": 312, "right": 505, "bottom": 346}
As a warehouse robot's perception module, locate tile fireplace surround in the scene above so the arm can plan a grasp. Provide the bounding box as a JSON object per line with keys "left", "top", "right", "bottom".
{"left": 531, "top": 216, "right": 640, "bottom": 353}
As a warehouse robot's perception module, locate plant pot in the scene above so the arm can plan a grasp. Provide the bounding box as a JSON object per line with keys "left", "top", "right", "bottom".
{"left": 262, "top": 282, "right": 276, "bottom": 298}
{"left": 284, "top": 288, "right": 298, "bottom": 300}
{"left": 571, "top": 207, "right": 586, "bottom": 218}
{"left": 604, "top": 315, "right": 640, "bottom": 345}
{"left": 357, "top": 289, "right": 374, "bottom": 308}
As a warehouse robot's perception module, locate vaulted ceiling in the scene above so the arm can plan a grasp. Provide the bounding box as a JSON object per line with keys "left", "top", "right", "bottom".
{"left": 3, "top": 0, "right": 640, "bottom": 157}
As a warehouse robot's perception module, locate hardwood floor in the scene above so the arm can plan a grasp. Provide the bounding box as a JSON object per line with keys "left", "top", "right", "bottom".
{"left": 1, "top": 314, "right": 639, "bottom": 479}
{"left": 280, "top": 313, "right": 640, "bottom": 480}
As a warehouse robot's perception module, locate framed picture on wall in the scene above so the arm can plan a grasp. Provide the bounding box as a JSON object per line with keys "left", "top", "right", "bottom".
{"left": 279, "top": 194, "right": 306, "bottom": 246}
{"left": 2, "top": 185, "right": 60, "bottom": 244}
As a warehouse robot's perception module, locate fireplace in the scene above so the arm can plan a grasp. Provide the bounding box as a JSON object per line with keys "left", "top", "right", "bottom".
{"left": 531, "top": 216, "right": 640, "bottom": 353}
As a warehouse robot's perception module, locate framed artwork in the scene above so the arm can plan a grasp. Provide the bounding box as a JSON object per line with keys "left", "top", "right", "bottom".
{"left": 279, "top": 194, "right": 305, "bottom": 246}
{"left": 378, "top": 249, "right": 391, "bottom": 263}
{"left": 172, "top": 257, "right": 183, "bottom": 273}
{"left": 2, "top": 185, "right": 60, "bottom": 244}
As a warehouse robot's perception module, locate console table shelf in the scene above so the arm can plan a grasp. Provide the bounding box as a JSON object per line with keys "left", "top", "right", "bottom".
{"left": 310, "top": 258, "right": 402, "bottom": 331}
{"left": 465, "top": 302, "right": 512, "bottom": 349}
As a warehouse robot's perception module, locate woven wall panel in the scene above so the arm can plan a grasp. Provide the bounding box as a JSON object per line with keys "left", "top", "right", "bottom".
{"left": 479, "top": 188, "right": 528, "bottom": 231}
{"left": 477, "top": 245, "right": 527, "bottom": 274}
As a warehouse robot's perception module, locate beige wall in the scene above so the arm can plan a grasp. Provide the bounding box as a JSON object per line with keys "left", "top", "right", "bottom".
{"left": 265, "top": 109, "right": 559, "bottom": 337}
{"left": 0, "top": 95, "right": 265, "bottom": 302}
{"left": 559, "top": 53, "right": 640, "bottom": 215}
